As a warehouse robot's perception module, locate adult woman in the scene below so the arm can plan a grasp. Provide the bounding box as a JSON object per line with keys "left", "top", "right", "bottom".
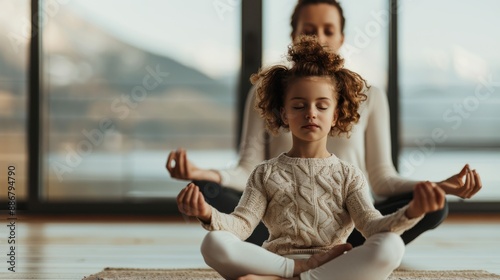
{"left": 166, "top": 0, "right": 481, "bottom": 247}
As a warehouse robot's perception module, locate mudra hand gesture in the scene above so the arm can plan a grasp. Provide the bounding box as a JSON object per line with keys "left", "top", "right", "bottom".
{"left": 437, "top": 164, "right": 482, "bottom": 199}
{"left": 177, "top": 182, "right": 212, "bottom": 223}
{"left": 166, "top": 148, "right": 221, "bottom": 183}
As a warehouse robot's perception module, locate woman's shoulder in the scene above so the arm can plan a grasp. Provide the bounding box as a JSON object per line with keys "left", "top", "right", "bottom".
{"left": 363, "top": 85, "right": 388, "bottom": 106}
{"left": 356, "top": 85, "right": 388, "bottom": 117}
{"left": 364, "top": 85, "right": 386, "bottom": 101}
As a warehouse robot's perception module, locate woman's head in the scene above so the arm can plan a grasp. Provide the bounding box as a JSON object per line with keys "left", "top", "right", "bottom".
{"left": 291, "top": 0, "right": 345, "bottom": 52}
{"left": 252, "top": 36, "right": 367, "bottom": 138}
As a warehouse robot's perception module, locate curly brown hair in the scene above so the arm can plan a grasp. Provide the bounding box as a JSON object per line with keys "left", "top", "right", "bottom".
{"left": 251, "top": 35, "right": 368, "bottom": 137}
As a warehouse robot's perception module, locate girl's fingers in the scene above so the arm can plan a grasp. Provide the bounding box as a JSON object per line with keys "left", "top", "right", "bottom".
{"left": 423, "top": 182, "right": 436, "bottom": 211}
{"left": 176, "top": 185, "right": 188, "bottom": 213}
{"left": 197, "top": 188, "right": 206, "bottom": 209}
{"left": 191, "top": 186, "right": 199, "bottom": 213}
{"left": 183, "top": 184, "right": 195, "bottom": 214}
{"left": 414, "top": 183, "right": 426, "bottom": 208}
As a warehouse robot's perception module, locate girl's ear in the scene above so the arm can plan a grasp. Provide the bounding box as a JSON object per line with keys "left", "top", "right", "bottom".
{"left": 280, "top": 107, "right": 288, "bottom": 125}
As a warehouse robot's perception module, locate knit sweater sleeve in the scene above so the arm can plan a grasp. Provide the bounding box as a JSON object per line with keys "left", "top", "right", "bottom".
{"left": 216, "top": 86, "right": 266, "bottom": 192}
{"left": 364, "top": 87, "right": 419, "bottom": 197}
{"left": 344, "top": 163, "right": 423, "bottom": 238}
{"left": 201, "top": 163, "right": 269, "bottom": 240}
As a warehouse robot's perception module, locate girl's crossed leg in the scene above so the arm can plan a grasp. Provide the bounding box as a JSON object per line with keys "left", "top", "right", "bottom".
{"left": 201, "top": 231, "right": 404, "bottom": 280}
{"left": 300, "top": 232, "right": 404, "bottom": 280}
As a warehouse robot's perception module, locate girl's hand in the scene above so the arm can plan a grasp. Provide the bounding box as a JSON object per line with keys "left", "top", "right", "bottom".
{"left": 406, "top": 181, "right": 446, "bottom": 219}
{"left": 176, "top": 183, "right": 212, "bottom": 223}
{"left": 437, "top": 164, "right": 482, "bottom": 199}
{"left": 166, "top": 148, "right": 221, "bottom": 183}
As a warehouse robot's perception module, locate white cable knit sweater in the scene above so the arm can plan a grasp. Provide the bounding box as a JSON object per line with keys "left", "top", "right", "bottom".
{"left": 203, "top": 153, "right": 422, "bottom": 256}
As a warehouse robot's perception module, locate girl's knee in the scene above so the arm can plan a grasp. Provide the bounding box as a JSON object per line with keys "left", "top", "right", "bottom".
{"left": 369, "top": 232, "right": 405, "bottom": 269}
{"left": 201, "top": 231, "right": 225, "bottom": 260}
{"left": 201, "top": 231, "right": 239, "bottom": 267}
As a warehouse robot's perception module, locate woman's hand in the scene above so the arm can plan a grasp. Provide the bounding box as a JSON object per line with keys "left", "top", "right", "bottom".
{"left": 437, "top": 164, "right": 482, "bottom": 199}
{"left": 406, "top": 181, "right": 446, "bottom": 219}
{"left": 166, "top": 148, "right": 221, "bottom": 183}
{"left": 177, "top": 183, "right": 212, "bottom": 223}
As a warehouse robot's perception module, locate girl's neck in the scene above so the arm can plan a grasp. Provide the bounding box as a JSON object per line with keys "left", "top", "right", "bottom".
{"left": 286, "top": 137, "right": 330, "bottom": 158}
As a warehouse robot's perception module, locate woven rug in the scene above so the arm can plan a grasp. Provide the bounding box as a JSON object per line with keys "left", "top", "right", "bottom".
{"left": 83, "top": 268, "right": 500, "bottom": 280}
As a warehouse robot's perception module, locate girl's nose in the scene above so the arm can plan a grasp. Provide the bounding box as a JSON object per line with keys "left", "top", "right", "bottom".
{"left": 306, "top": 108, "right": 317, "bottom": 119}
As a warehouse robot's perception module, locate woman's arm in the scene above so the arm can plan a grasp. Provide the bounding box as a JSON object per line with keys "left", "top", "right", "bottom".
{"left": 364, "top": 87, "right": 482, "bottom": 199}
{"left": 216, "top": 86, "right": 268, "bottom": 191}
{"left": 166, "top": 86, "right": 267, "bottom": 192}
{"left": 364, "top": 87, "right": 419, "bottom": 197}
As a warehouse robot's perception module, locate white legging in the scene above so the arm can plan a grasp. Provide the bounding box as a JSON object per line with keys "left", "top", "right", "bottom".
{"left": 201, "top": 231, "right": 405, "bottom": 280}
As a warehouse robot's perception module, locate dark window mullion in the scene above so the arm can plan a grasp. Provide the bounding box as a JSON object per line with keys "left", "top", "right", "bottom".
{"left": 28, "top": 0, "right": 41, "bottom": 207}
{"left": 388, "top": 0, "right": 400, "bottom": 169}
{"left": 238, "top": 0, "right": 262, "bottom": 149}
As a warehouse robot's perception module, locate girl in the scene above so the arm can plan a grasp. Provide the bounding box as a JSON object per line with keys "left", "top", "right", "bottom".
{"left": 176, "top": 36, "right": 445, "bottom": 280}
{"left": 168, "top": 0, "right": 481, "bottom": 247}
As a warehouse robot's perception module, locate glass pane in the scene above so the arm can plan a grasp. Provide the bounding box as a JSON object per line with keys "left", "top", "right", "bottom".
{"left": 0, "top": 0, "right": 29, "bottom": 201}
{"left": 399, "top": 0, "right": 500, "bottom": 201}
{"left": 42, "top": 0, "right": 241, "bottom": 201}
{"left": 263, "top": 0, "right": 388, "bottom": 89}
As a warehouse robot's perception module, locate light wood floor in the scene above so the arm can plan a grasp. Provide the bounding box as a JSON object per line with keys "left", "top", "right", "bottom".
{"left": 0, "top": 214, "right": 499, "bottom": 279}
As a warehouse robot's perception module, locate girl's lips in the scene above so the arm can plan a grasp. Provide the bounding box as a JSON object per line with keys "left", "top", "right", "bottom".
{"left": 302, "top": 124, "right": 320, "bottom": 129}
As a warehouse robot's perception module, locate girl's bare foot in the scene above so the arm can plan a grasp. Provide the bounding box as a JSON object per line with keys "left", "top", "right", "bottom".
{"left": 293, "top": 243, "right": 353, "bottom": 275}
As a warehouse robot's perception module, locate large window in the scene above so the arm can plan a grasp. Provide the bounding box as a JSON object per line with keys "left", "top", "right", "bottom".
{"left": 41, "top": 0, "right": 241, "bottom": 201}
{"left": 399, "top": 0, "right": 500, "bottom": 201}
{"left": 4, "top": 0, "right": 498, "bottom": 211}
{"left": 0, "top": 0, "right": 29, "bottom": 201}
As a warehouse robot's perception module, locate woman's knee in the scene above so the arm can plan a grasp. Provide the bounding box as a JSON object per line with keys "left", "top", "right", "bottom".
{"left": 422, "top": 199, "right": 449, "bottom": 230}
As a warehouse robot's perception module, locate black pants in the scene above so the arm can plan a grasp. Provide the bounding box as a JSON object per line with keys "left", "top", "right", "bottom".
{"left": 193, "top": 180, "right": 448, "bottom": 247}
